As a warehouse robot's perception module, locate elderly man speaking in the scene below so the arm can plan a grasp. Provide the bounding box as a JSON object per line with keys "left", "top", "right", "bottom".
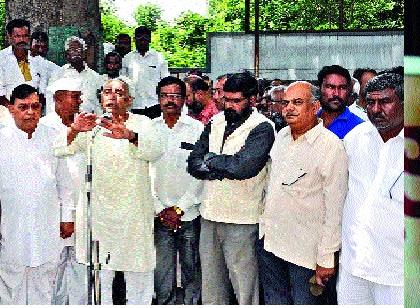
{"left": 55, "top": 77, "right": 163, "bottom": 304}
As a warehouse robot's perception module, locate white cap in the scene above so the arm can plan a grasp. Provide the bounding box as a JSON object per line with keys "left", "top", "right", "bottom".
{"left": 351, "top": 77, "right": 360, "bottom": 95}
{"left": 47, "top": 77, "right": 82, "bottom": 94}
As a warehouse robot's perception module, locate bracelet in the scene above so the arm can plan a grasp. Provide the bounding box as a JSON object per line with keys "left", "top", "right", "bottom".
{"left": 129, "top": 131, "right": 138, "bottom": 144}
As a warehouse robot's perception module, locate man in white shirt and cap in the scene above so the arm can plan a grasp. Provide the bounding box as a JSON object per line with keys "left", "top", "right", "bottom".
{"left": 48, "top": 36, "right": 103, "bottom": 115}
{"left": 40, "top": 77, "right": 87, "bottom": 304}
{"left": 0, "top": 84, "right": 74, "bottom": 304}
{"left": 151, "top": 76, "right": 204, "bottom": 304}
{"left": 121, "top": 26, "right": 169, "bottom": 119}
{"left": 54, "top": 77, "right": 163, "bottom": 304}
{"left": 338, "top": 73, "right": 404, "bottom": 305}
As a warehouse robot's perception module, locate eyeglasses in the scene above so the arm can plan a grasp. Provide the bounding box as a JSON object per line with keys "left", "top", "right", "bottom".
{"left": 222, "top": 97, "right": 246, "bottom": 104}
{"left": 159, "top": 93, "right": 183, "bottom": 100}
{"left": 16, "top": 102, "right": 42, "bottom": 112}
{"left": 279, "top": 99, "right": 306, "bottom": 107}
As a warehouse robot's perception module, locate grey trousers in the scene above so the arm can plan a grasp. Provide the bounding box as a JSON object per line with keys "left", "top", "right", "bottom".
{"left": 200, "top": 218, "right": 259, "bottom": 305}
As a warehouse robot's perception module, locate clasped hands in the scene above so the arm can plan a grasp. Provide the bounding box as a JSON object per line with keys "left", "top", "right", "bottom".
{"left": 158, "top": 206, "right": 184, "bottom": 231}
{"left": 70, "top": 112, "right": 136, "bottom": 140}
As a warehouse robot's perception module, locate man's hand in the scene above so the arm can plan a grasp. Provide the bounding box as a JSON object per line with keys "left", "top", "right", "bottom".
{"left": 71, "top": 112, "right": 97, "bottom": 133}
{"left": 315, "top": 264, "right": 336, "bottom": 287}
{"left": 100, "top": 117, "right": 133, "bottom": 140}
{"left": 158, "top": 207, "right": 184, "bottom": 231}
{"left": 60, "top": 222, "right": 75, "bottom": 239}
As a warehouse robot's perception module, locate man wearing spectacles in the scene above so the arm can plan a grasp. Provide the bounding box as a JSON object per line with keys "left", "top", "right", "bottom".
{"left": 188, "top": 71, "right": 275, "bottom": 305}
{"left": 151, "top": 76, "right": 204, "bottom": 304}
{"left": 121, "top": 26, "right": 169, "bottom": 119}
{"left": 259, "top": 81, "right": 348, "bottom": 305}
{"left": 0, "top": 84, "right": 74, "bottom": 304}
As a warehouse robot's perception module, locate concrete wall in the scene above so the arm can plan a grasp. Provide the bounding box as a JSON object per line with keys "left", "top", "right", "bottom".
{"left": 208, "top": 31, "right": 403, "bottom": 81}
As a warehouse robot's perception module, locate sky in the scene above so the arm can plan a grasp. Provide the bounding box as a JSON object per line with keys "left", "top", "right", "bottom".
{"left": 113, "top": 0, "right": 208, "bottom": 25}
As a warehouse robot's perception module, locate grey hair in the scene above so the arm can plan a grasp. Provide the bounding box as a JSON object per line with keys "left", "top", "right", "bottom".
{"left": 64, "top": 36, "right": 87, "bottom": 51}
{"left": 365, "top": 73, "right": 403, "bottom": 102}
{"left": 268, "top": 85, "right": 287, "bottom": 96}
{"left": 101, "top": 76, "right": 135, "bottom": 99}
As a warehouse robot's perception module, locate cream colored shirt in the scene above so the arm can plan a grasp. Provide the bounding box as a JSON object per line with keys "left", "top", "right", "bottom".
{"left": 54, "top": 113, "right": 164, "bottom": 272}
{"left": 261, "top": 121, "right": 348, "bottom": 270}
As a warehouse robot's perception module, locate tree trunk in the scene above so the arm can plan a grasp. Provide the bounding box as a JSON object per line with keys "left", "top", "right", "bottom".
{"left": 5, "top": 0, "right": 103, "bottom": 71}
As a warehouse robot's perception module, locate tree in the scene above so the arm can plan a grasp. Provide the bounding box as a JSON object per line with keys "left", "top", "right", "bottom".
{"left": 133, "top": 2, "right": 162, "bottom": 31}
{"left": 0, "top": 0, "right": 5, "bottom": 49}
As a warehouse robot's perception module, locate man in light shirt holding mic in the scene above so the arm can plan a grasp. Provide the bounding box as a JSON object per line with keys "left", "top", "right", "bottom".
{"left": 54, "top": 77, "right": 164, "bottom": 304}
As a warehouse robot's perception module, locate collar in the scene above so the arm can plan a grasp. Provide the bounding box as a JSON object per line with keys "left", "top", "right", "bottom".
{"left": 63, "top": 62, "right": 88, "bottom": 73}
{"left": 135, "top": 49, "right": 153, "bottom": 58}
{"left": 287, "top": 119, "right": 324, "bottom": 144}
{"left": 155, "top": 111, "right": 192, "bottom": 126}
{"left": 318, "top": 106, "right": 350, "bottom": 121}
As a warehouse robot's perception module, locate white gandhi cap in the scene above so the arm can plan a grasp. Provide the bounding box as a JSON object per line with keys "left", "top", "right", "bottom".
{"left": 47, "top": 77, "right": 82, "bottom": 94}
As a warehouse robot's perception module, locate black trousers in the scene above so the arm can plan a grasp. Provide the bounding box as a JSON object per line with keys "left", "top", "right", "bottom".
{"left": 131, "top": 104, "right": 161, "bottom": 119}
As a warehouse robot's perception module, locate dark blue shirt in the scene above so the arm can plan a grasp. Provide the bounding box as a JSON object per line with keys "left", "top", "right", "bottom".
{"left": 318, "top": 107, "right": 364, "bottom": 139}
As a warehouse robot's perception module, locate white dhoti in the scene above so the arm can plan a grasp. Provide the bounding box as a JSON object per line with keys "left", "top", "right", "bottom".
{"left": 0, "top": 261, "right": 56, "bottom": 305}
{"left": 51, "top": 246, "right": 88, "bottom": 305}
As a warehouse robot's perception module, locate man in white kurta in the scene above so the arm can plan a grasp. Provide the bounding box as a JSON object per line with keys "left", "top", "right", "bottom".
{"left": 47, "top": 36, "right": 103, "bottom": 115}
{"left": 0, "top": 84, "right": 74, "bottom": 304}
{"left": 54, "top": 77, "right": 163, "bottom": 304}
{"left": 338, "top": 73, "right": 404, "bottom": 305}
{"left": 40, "top": 77, "right": 87, "bottom": 304}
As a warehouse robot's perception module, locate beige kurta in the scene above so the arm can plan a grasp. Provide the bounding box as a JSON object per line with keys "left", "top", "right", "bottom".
{"left": 54, "top": 113, "right": 164, "bottom": 272}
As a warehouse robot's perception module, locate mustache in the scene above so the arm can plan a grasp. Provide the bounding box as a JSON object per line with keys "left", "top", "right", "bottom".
{"left": 327, "top": 96, "right": 344, "bottom": 104}
{"left": 164, "top": 102, "right": 177, "bottom": 108}
{"left": 285, "top": 112, "right": 298, "bottom": 116}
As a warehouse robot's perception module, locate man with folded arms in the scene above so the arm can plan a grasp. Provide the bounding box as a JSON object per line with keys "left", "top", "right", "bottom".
{"left": 188, "top": 72, "right": 275, "bottom": 304}
{"left": 258, "top": 81, "right": 348, "bottom": 304}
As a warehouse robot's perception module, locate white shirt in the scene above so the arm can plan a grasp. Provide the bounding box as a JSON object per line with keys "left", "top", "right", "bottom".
{"left": 262, "top": 121, "right": 348, "bottom": 270}
{"left": 349, "top": 101, "right": 368, "bottom": 121}
{"left": 150, "top": 113, "right": 204, "bottom": 221}
{"left": 48, "top": 63, "right": 104, "bottom": 115}
{"left": 341, "top": 122, "right": 403, "bottom": 286}
{"left": 121, "top": 49, "right": 169, "bottom": 109}
{"left": 0, "top": 105, "right": 13, "bottom": 128}
{"left": 0, "top": 123, "right": 74, "bottom": 267}
{"left": 40, "top": 112, "right": 85, "bottom": 247}
{"left": 0, "top": 46, "right": 52, "bottom": 98}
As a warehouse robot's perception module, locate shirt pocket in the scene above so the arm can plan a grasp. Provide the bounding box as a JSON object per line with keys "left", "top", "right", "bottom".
{"left": 381, "top": 169, "right": 403, "bottom": 203}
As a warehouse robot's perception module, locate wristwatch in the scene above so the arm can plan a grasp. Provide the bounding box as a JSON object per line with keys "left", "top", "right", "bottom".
{"left": 173, "top": 206, "right": 184, "bottom": 216}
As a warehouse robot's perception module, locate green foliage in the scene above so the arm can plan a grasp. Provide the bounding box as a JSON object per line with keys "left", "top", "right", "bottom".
{"left": 99, "top": 0, "right": 403, "bottom": 68}
{"left": 133, "top": 3, "right": 162, "bottom": 31}
{"left": 0, "top": 0, "right": 5, "bottom": 49}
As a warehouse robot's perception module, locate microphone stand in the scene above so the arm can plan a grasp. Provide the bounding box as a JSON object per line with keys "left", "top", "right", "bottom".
{"left": 86, "top": 127, "right": 102, "bottom": 305}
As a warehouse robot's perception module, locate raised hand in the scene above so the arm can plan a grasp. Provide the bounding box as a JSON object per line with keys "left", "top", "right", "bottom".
{"left": 71, "top": 112, "right": 97, "bottom": 132}
{"left": 100, "top": 117, "right": 133, "bottom": 140}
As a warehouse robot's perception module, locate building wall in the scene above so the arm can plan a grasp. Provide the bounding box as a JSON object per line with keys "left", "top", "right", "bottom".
{"left": 209, "top": 31, "right": 403, "bottom": 81}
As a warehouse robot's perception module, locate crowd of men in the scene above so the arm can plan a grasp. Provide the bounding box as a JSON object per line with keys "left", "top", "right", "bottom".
{"left": 0, "top": 18, "right": 403, "bottom": 305}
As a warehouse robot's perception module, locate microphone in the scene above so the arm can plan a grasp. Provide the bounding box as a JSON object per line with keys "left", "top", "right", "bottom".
{"left": 92, "top": 112, "right": 112, "bottom": 138}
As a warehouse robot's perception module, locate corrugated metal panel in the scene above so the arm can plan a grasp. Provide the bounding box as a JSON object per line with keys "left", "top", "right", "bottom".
{"left": 210, "top": 32, "right": 403, "bottom": 80}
